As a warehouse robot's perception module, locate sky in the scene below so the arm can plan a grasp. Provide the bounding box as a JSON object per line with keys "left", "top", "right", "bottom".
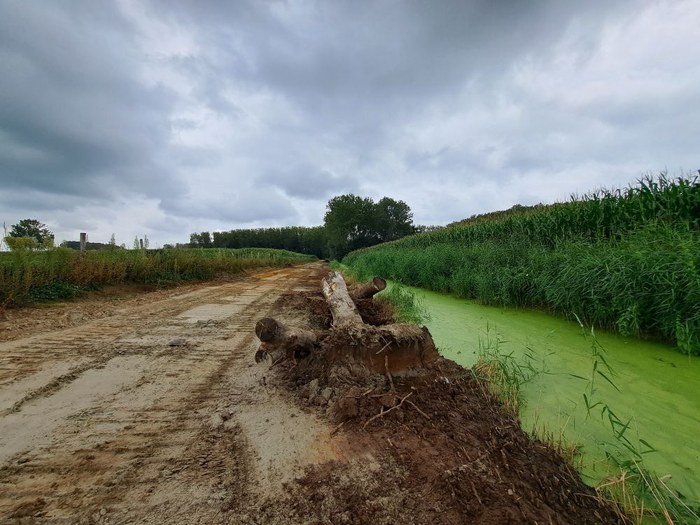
{"left": 1, "top": 0, "right": 698, "bottom": 247}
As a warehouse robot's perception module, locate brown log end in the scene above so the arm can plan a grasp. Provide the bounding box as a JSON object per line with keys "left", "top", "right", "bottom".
{"left": 254, "top": 348, "right": 269, "bottom": 363}
{"left": 372, "top": 276, "right": 387, "bottom": 292}
{"left": 351, "top": 276, "right": 387, "bottom": 301}
{"left": 255, "top": 318, "right": 281, "bottom": 342}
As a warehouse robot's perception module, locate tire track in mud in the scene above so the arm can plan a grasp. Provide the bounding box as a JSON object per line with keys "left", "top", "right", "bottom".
{"left": 0, "top": 271, "right": 294, "bottom": 414}
{"left": 0, "top": 263, "right": 335, "bottom": 524}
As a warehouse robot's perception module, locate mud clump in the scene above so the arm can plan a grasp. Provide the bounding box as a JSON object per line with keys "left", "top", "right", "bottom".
{"left": 274, "top": 291, "right": 332, "bottom": 330}
{"left": 353, "top": 297, "right": 394, "bottom": 326}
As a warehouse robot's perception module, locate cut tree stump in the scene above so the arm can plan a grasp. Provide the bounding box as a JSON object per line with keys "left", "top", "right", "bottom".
{"left": 254, "top": 318, "right": 316, "bottom": 363}
{"left": 254, "top": 272, "right": 438, "bottom": 376}
{"left": 350, "top": 277, "right": 387, "bottom": 301}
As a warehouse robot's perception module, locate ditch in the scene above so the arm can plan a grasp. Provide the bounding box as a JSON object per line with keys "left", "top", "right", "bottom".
{"left": 411, "top": 286, "right": 700, "bottom": 509}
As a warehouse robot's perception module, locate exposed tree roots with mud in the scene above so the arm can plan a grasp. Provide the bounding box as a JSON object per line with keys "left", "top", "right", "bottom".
{"left": 0, "top": 263, "right": 624, "bottom": 524}
{"left": 260, "top": 272, "right": 625, "bottom": 524}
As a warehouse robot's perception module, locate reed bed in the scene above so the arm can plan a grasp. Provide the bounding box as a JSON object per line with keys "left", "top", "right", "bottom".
{"left": 344, "top": 174, "right": 700, "bottom": 354}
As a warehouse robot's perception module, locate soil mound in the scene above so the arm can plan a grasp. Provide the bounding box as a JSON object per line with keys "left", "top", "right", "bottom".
{"left": 263, "top": 286, "right": 625, "bottom": 524}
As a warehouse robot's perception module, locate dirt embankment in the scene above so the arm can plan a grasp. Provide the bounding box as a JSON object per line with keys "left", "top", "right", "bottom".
{"left": 0, "top": 262, "right": 622, "bottom": 524}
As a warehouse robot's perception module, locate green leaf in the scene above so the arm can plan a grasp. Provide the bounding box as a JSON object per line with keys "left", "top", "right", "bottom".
{"left": 596, "top": 370, "right": 621, "bottom": 391}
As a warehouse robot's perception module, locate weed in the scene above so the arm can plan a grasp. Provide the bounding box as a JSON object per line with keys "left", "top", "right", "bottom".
{"left": 472, "top": 323, "right": 547, "bottom": 415}
{"left": 470, "top": 316, "right": 700, "bottom": 523}
{"left": 375, "top": 283, "right": 429, "bottom": 325}
{"left": 28, "top": 281, "right": 84, "bottom": 302}
{"left": 573, "top": 318, "right": 700, "bottom": 524}
{"left": 530, "top": 413, "right": 583, "bottom": 471}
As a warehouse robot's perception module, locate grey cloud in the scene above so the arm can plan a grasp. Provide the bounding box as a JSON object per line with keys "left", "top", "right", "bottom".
{"left": 262, "top": 165, "right": 359, "bottom": 200}
{"left": 161, "top": 187, "right": 298, "bottom": 225}
{"left": 168, "top": 1, "right": 625, "bottom": 114}
{"left": 0, "top": 2, "right": 181, "bottom": 199}
{"left": 0, "top": 188, "right": 87, "bottom": 215}
{"left": 155, "top": 0, "right": 647, "bottom": 185}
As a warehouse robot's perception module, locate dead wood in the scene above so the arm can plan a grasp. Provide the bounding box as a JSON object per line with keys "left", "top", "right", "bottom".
{"left": 254, "top": 318, "right": 316, "bottom": 363}
{"left": 363, "top": 391, "right": 413, "bottom": 428}
{"left": 255, "top": 272, "right": 438, "bottom": 377}
{"left": 321, "top": 271, "right": 363, "bottom": 327}
{"left": 350, "top": 277, "right": 387, "bottom": 301}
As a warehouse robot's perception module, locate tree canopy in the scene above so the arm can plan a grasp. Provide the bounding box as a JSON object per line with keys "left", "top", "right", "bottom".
{"left": 9, "top": 219, "right": 53, "bottom": 243}
{"left": 187, "top": 194, "right": 416, "bottom": 260}
{"left": 6, "top": 219, "right": 54, "bottom": 250}
{"left": 190, "top": 231, "right": 213, "bottom": 248}
{"left": 323, "top": 194, "right": 415, "bottom": 258}
{"left": 374, "top": 197, "right": 415, "bottom": 242}
{"left": 211, "top": 226, "right": 326, "bottom": 258}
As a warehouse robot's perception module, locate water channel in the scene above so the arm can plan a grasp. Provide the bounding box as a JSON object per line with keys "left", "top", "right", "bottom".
{"left": 410, "top": 286, "right": 700, "bottom": 503}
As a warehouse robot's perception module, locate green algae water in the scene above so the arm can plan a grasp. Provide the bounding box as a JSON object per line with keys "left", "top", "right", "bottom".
{"left": 411, "top": 286, "right": 700, "bottom": 504}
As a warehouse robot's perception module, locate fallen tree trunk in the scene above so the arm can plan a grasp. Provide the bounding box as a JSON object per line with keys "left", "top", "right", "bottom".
{"left": 254, "top": 318, "right": 316, "bottom": 363}
{"left": 321, "top": 271, "right": 363, "bottom": 327}
{"left": 350, "top": 277, "right": 387, "bottom": 301}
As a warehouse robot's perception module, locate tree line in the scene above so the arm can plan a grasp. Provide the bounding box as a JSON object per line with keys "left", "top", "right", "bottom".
{"left": 191, "top": 194, "right": 425, "bottom": 259}
{"left": 4, "top": 194, "right": 429, "bottom": 259}
{"left": 191, "top": 226, "right": 328, "bottom": 257}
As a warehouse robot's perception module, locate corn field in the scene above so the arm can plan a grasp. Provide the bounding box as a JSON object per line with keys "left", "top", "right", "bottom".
{"left": 0, "top": 248, "right": 315, "bottom": 307}
{"left": 344, "top": 174, "right": 700, "bottom": 354}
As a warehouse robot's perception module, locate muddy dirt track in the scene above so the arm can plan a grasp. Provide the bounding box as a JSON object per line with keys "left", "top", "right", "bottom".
{"left": 0, "top": 263, "right": 347, "bottom": 523}
{"left": 0, "top": 262, "right": 623, "bottom": 524}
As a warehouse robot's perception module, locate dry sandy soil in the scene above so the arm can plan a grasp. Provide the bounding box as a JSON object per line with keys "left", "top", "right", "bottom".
{"left": 0, "top": 262, "right": 623, "bottom": 524}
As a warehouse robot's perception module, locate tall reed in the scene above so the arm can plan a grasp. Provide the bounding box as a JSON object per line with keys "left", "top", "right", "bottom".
{"left": 344, "top": 175, "right": 700, "bottom": 353}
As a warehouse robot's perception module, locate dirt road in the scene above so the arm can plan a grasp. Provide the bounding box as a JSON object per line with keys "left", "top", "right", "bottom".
{"left": 0, "top": 262, "right": 345, "bottom": 524}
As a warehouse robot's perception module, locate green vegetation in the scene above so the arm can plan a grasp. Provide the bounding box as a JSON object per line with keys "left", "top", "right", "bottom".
{"left": 333, "top": 263, "right": 429, "bottom": 325}
{"left": 324, "top": 195, "right": 415, "bottom": 259}
{"left": 60, "top": 240, "right": 126, "bottom": 251}
{"left": 344, "top": 174, "right": 700, "bottom": 353}
{"left": 191, "top": 194, "right": 418, "bottom": 259}
{"left": 3, "top": 218, "right": 55, "bottom": 251}
{"left": 472, "top": 324, "right": 547, "bottom": 416}
{"left": 416, "top": 286, "right": 700, "bottom": 513}
{"left": 375, "top": 283, "right": 429, "bottom": 325}
{"left": 574, "top": 325, "right": 700, "bottom": 524}
{"left": 6, "top": 218, "right": 54, "bottom": 245}
{"left": 197, "top": 226, "right": 328, "bottom": 258}
{"left": 0, "top": 247, "right": 315, "bottom": 307}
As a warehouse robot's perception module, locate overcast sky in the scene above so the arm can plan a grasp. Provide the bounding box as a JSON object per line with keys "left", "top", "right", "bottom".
{"left": 1, "top": 0, "right": 698, "bottom": 247}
